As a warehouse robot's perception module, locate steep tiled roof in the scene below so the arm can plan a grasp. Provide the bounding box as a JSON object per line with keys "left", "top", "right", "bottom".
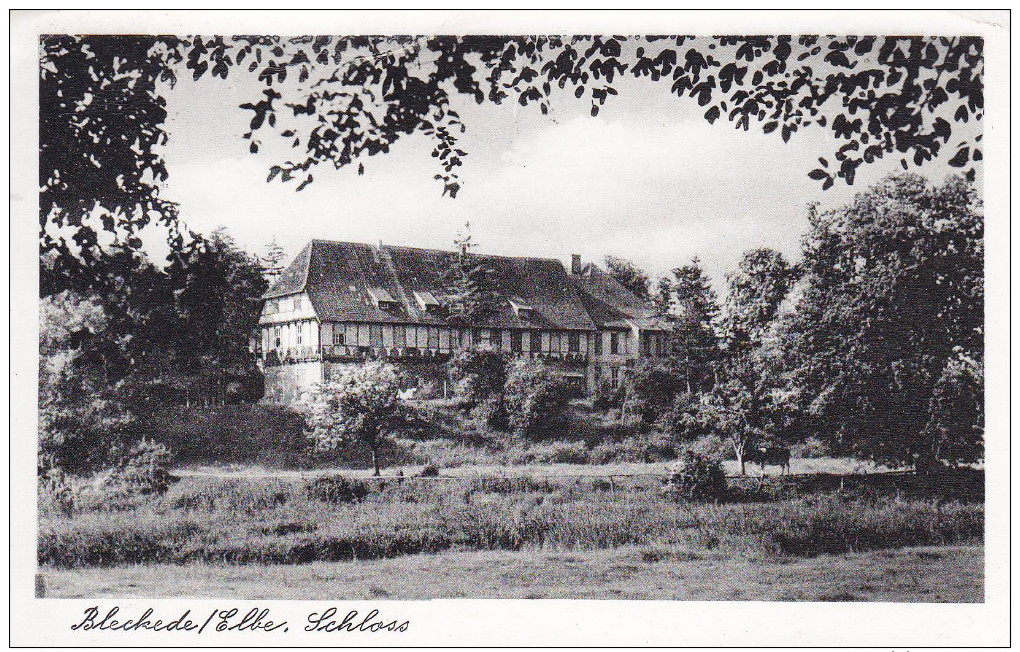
{"left": 264, "top": 241, "right": 312, "bottom": 298}
{"left": 263, "top": 240, "right": 595, "bottom": 331}
{"left": 569, "top": 264, "right": 669, "bottom": 331}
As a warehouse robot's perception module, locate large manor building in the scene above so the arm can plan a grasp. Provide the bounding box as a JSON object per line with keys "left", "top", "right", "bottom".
{"left": 258, "top": 239, "right": 670, "bottom": 403}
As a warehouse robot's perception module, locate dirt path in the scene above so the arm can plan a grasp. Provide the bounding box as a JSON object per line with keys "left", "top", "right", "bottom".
{"left": 173, "top": 457, "right": 886, "bottom": 480}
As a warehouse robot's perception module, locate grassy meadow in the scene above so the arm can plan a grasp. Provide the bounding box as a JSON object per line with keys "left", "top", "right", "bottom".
{"left": 39, "top": 466, "right": 983, "bottom": 600}
{"left": 44, "top": 544, "right": 983, "bottom": 602}
{"left": 40, "top": 401, "right": 984, "bottom": 601}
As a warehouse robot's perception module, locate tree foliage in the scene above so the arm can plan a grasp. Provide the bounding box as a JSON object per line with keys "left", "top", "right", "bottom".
{"left": 447, "top": 348, "right": 509, "bottom": 404}
{"left": 603, "top": 255, "right": 651, "bottom": 299}
{"left": 787, "top": 174, "right": 983, "bottom": 470}
{"left": 503, "top": 357, "right": 573, "bottom": 439}
{"left": 259, "top": 237, "right": 288, "bottom": 284}
{"left": 443, "top": 222, "right": 502, "bottom": 322}
{"left": 40, "top": 36, "right": 184, "bottom": 289}
{"left": 723, "top": 248, "right": 798, "bottom": 352}
{"left": 41, "top": 34, "right": 983, "bottom": 280}
{"left": 661, "top": 258, "right": 722, "bottom": 393}
{"left": 307, "top": 362, "right": 411, "bottom": 475}
{"left": 39, "top": 292, "right": 137, "bottom": 475}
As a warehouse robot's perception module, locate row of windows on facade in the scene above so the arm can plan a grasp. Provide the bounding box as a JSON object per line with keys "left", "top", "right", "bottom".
{"left": 263, "top": 295, "right": 312, "bottom": 315}
{"left": 260, "top": 322, "right": 665, "bottom": 356}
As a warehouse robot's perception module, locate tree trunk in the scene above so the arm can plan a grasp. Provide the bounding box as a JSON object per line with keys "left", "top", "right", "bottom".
{"left": 733, "top": 440, "right": 745, "bottom": 476}
{"left": 371, "top": 448, "right": 381, "bottom": 477}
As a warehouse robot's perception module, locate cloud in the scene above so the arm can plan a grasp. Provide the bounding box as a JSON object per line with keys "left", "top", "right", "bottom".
{"left": 155, "top": 73, "right": 971, "bottom": 293}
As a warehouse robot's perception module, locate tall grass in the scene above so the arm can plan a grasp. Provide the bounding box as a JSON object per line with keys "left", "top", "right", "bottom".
{"left": 39, "top": 473, "right": 984, "bottom": 569}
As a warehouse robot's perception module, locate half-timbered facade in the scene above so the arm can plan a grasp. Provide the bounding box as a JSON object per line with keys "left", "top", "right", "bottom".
{"left": 258, "top": 240, "right": 668, "bottom": 403}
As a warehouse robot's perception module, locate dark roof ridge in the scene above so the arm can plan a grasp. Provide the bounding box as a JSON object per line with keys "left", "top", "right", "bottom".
{"left": 383, "top": 242, "right": 564, "bottom": 266}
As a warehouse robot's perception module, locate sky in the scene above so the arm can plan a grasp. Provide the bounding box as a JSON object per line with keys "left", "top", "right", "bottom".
{"left": 154, "top": 42, "right": 977, "bottom": 293}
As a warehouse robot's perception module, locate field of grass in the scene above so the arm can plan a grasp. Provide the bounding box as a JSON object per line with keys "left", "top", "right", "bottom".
{"left": 40, "top": 468, "right": 983, "bottom": 574}
{"left": 42, "top": 544, "right": 983, "bottom": 601}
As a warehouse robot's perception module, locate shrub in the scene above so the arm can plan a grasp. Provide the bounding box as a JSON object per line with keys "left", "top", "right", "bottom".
{"left": 447, "top": 349, "right": 509, "bottom": 404}
{"left": 592, "top": 379, "right": 625, "bottom": 410}
{"left": 418, "top": 463, "right": 440, "bottom": 477}
{"left": 469, "top": 395, "right": 509, "bottom": 431}
{"left": 304, "top": 475, "right": 370, "bottom": 504}
{"left": 662, "top": 451, "right": 727, "bottom": 502}
{"left": 517, "top": 440, "right": 590, "bottom": 464}
{"left": 657, "top": 391, "right": 710, "bottom": 441}
{"left": 110, "top": 439, "right": 174, "bottom": 495}
{"left": 503, "top": 358, "right": 572, "bottom": 439}
{"left": 627, "top": 360, "right": 687, "bottom": 423}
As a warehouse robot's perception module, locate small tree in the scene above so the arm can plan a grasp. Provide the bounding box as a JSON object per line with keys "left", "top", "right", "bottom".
{"left": 444, "top": 222, "right": 502, "bottom": 322}
{"left": 39, "top": 291, "right": 137, "bottom": 475}
{"left": 699, "top": 378, "right": 764, "bottom": 476}
{"left": 259, "top": 237, "right": 288, "bottom": 284}
{"left": 307, "top": 362, "right": 409, "bottom": 476}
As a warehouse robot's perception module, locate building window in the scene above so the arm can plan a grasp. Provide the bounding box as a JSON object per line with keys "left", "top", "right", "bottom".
{"left": 594, "top": 331, "right": 603, "bottom": 355}
{"left": 297, "top": 324, "right": 303, "bottom": 345}
{"left": 274, "top": 326, "right": 281, "bottom": 348}
{"left": 511, "top": 330, "right": 523, "bottom": 353}
{"left": 568, "top": 332, "right": 580, "bottom": 353}
{"left": 610, "top": 332, "right": 620, "bottom": 354}
{"left": 333, "top": 329, "right": 344, "bottom": 345}
{"left": 610, "top": 367, "right": 620, "bottom": 388}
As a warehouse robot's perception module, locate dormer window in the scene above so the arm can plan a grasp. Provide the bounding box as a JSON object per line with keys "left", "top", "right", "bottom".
{"left": 367, "top": 287, "right": 401, "bottom": 310}
{"left": 414, "top": 290, "right": 444, "bottom": 314}
{"left": 509, "top": 297, "right": 534, "bottom": 321}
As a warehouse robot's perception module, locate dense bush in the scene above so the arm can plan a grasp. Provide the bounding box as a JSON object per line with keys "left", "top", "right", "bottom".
{"left": 591, "top": 379, "right": 625, "bottom": 410}
{"left": 418, "top": 463, "right": 440, "bottom": 477}
{"left": 662, "top": 451, "right": 727, "bottom": 502}
{"left": 469, "top": 395, "right": 509, "bottom": 431}
{"left": 657, "top": 391, "right": 710, "bottom": 442}
{"left": 503, "top": 358, "right": 572, "bottom": 438}
{"left": 109, "top": 439, "right": 174, "bottom": 495}
{"left": 626, "top": 360, "right": 687, "bottom": 423}
{"left": 447, "top": 349, "right": 509, "bottom": 405}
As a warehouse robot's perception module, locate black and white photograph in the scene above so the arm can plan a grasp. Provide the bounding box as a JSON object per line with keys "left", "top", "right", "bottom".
{"left": 10, "top": 8, "right": 1011, "bottom": 648}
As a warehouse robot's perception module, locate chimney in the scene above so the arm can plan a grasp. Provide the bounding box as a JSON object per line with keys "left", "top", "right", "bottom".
{"left": 372, "top": 240, "right": 382, "bottom": 263}
{"left": 570, "top": 254, "right": 582, "bottom": 275}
